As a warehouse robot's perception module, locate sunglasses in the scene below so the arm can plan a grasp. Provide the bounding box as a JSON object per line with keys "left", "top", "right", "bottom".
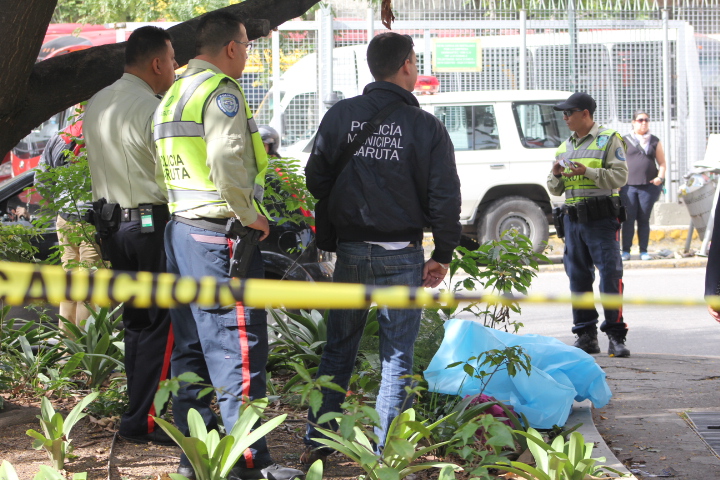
{"left": 635, "top": 118, "right": 649, "bottom": 123}
{"left": 562, "top": 109, "right": 582, "bottom": 117}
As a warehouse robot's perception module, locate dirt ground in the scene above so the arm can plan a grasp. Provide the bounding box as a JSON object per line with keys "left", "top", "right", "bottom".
{"left": 0, "top": 395, "right": 365, "bottom": 480}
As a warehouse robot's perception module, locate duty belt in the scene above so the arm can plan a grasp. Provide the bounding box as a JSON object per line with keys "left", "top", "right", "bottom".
{"left": 561, "top": 196, "right": 621, "bottom": 224}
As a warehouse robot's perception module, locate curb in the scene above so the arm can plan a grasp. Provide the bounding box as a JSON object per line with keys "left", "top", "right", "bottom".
{"left": 569, "top": 400, "right": 638, "bottom": 479}
{"left": 540, "top": 255, "right": 707, "bottom": 272}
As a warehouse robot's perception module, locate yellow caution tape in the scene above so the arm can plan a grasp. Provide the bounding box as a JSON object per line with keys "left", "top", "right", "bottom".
{"left": 0, "top": 260, "right": 716, "bottom": 310}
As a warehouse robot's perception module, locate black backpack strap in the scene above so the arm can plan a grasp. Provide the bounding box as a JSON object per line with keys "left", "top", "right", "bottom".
{"left": 332, "top": 100, "right": 407, "bottom": 177}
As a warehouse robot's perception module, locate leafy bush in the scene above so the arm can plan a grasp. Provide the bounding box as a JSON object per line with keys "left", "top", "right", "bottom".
{"left": 60, "top": 305, "right": 125, "bottom": 388}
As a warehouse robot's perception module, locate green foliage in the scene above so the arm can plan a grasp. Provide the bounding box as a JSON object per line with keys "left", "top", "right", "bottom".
{"left": 34, "top": 466, "right": 87, "bottom": 480}
{"left": 154, "top": 371, "right": 205, "bottom": 416}
{"left": 305, "top": 460, "right": 324, "bottom": 480}
{"left": 0, "top": 224, "right": 42, "bottom": 262}
{"left": 86, "top": 377, "right": 129, "bottom": 418}
{"left": 26, "top": 393, "right": 99, "bottom": 470}
{"left": 284, "top": 363, "right": 347, "bottom": 416}
{"left": 0, "top": 461, "right": 87, "bottom": 480}
{"left": 0, "top": 334, "right": 69, "bottom": 394}
{"left": 267, "top": 309, "right": 328, "bottom": 371}
{"left": 33, "top": 116, "right": 105, "bottom": 270}
{"left": 59, "top": 306, "right": 125, "bottom": 389}
{"left": 265, "top": 157, "right": 316, "bottom": 227}
{"left": 446, "top": 346, "right": 532, "bottom": 394}
{"left": 155, "top": 399, "right": 286, "bottom": 480}
{"left": 315, "top": 407, "right": 462, "bottom": 480}
{"left": 52, "top": 0, "right": 243, "bottom": 23}
{"left": 491, "top": 427, "right": 628, "bottom": 480}
{"left": 440, "top": 230, "right": 548, "bottom": 333}
{"left": 414, "top": 308, "right": 450, "bottom": 374}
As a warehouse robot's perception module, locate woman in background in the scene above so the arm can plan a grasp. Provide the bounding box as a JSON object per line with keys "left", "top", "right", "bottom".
{"left": 620, "top": 110, "right": 666, "bottom": 261}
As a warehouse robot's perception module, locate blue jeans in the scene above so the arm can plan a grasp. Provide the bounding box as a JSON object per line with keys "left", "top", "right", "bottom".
{"left": 563, "top": 215, "right": 628, "bottom": 338}
{"left": 620, "top": 184, "right": 661, "bottom": 254}
{"left": 165, "top": 219, "right": 271, "bottom": 468}
{"left": 304, "top": 241, "right": 424, "bottom": 453}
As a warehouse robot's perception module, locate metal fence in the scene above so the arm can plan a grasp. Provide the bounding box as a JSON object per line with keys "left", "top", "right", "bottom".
{"left": 248, "top": 0, "right": 720, "bottom": 201}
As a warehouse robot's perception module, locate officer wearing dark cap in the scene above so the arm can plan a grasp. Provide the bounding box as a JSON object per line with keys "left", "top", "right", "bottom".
{"left": 548, "top": 92, "right": 631, "bottom": 357}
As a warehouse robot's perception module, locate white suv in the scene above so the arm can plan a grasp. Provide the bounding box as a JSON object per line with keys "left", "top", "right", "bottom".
{"left": 417, "top": 89, "right": 571, "bottom": 252}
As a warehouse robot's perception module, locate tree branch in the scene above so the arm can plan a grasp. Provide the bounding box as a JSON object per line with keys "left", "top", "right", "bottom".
{"left": 0, "top": 0, "right": 321, "bottom": 155}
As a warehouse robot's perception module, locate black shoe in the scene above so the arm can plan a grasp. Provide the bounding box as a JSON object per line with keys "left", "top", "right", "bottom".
{"left": 176, "top": 465, "right": 196, "bottom": 480}
{"left": 608, "top": 336, "right": 630, "bottom": 357}
{"left": 230, "top": 463, "right": 305, "bottom": 480}
{"left": 119, "top": 428, "right": 176, "bottom": 446}
{"left": 300, "top": 446, "right": 330, "bottom": 466}
{"left": 573, "top": 330, "right": 600, "bottom": 354}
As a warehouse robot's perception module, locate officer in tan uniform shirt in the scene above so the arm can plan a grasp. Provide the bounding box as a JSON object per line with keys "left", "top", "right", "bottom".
{"left": 83, "top": 26, "right": 178, "bottom": 445}
{"left": 153, "top": 11, "right": 303, "bottom": 480}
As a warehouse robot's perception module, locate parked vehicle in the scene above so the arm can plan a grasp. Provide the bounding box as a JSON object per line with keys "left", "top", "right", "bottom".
{"left": 0, "top": 169, "right": 334, "bottom": 282}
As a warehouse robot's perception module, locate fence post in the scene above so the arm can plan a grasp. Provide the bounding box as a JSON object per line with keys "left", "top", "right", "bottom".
{"left": 272, "top": 30, "right": 282, "bottom": 137}
{"left": 568, "top": 0, "right": 578, "bottom": 90}
{"left": 520, "top": 9, "right": 527, "bottom": 90}
{"left": 662, "top": 9, "right": 674, "bottom": 202}
{"left": 367, "top": 6, "right": 374, "bottom": 45}
{"left": 424, "top": 29, "right": 432, "bottom": 75}
{"left": 318, "top": 5, "right": 335, "bottom": 117}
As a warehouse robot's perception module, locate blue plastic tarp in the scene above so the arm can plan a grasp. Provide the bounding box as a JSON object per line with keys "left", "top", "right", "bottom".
{"left": 423, "top": 319, "right": 612, "bottom": 429}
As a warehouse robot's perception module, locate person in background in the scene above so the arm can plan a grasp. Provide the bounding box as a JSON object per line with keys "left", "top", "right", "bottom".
{"left": 619, "top": 110, "right": 666, "bottom": 261}
{"left": 37, "top": 115, "right": 101, "bottom": 329}
{"left": 83, "top": 26, "right": 177, "bottom": 446}
{"left": 153, "top": 11, "right": 304, "bottom": 480}
{"left": 548, "top": 92, "right": 630, "bottom": 358}
{"left": 301, "top": 32, "right": 461, "bottom": 464}
{"left": 259, "top": 124, "right": 281, "bottom": 158}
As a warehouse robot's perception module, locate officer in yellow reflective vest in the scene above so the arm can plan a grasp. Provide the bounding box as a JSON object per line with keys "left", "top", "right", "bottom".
{"left": 152, "top": 11, "right": 303, "bottom": 480}
{"left": 547, "top": 92, "right": 631, "bottom": 358}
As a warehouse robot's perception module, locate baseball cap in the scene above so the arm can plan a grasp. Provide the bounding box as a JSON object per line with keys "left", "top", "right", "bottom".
{"left": 553, "top": 92, "right": 597, "bottom": 115}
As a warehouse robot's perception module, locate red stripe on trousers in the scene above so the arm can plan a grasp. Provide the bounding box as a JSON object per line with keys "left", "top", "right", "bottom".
{"left": 228, "top": 238, "right": 255, "bottom": 468}
{"left": 147, "top": 324, "right": 175, "bottom": 433}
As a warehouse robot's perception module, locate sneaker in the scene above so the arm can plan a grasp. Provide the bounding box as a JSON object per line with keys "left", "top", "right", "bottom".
{"left": 640, "top": 252, "right": 652, "bottom": 261}
{"left": 229, "top": 463, "right": 305, "bottom": 480}
{"left": 621, "top": 251, "right": 631, "bottom": 261}
{"left": 299, "top": 446, "right": 330, "bottom": 466}
{"left": 176, "top": 465, "right": 196, "bottom": 480}
{"left": 573, "top": 330, "right": 600, "bottom": 354}
{"left": 608, "top": 336, "right": 631, "bottom": 357}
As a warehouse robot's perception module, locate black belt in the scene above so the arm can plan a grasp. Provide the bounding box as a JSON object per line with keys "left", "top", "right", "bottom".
{"left": 339, "top": 239, "right": 419, "bottom": 248}
{"left": 120, "top": 204, "right": 170, "bottom": 222}
{"left": 171, "top": 215, "right": 230, "bottom": 235}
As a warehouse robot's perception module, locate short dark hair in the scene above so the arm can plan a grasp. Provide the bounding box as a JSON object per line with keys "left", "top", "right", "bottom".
{"left": 367, "top": 32, "right": 414, "bottom": 80}
{"left": 196, "top": 10, "right": 246, "bottom": 56}
{"left": 125, "top": 26, "right": 172, "bottom": 67}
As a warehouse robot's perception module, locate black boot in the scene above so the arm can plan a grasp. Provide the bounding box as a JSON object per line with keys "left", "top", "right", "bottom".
{"left": 608, "top": 335, "right": 630, "bottom": 357}
{"left": 573, "top": 330, "right": 600, "bottom": 354}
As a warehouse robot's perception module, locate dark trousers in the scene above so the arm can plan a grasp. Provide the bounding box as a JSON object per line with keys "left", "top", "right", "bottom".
{"left": 619, "top": 184, "right": 662, "bottom": 253}
{"left": 164, "top": 219, "right": 271, "bottom": 468}
{"left": 563, "top": 215, "right": 628, "bottom": 338}
{"left": 105, "top": 220, "right": 173, "bottom": 436}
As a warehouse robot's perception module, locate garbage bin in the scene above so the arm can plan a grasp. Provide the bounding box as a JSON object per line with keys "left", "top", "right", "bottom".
{"left": 679, "top": 173, "right": 717, "bottom": 240}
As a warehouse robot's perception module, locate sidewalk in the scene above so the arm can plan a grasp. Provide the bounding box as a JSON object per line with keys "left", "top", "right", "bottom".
{"left": 586, "top": 354, "right": 720, "bottom": 479}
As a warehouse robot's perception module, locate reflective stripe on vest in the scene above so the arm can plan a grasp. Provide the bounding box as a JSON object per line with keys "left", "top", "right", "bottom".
{"left": 153, "top": 69, "right": 268, "bottom": 215}
{"left": 555, "top": 127, "right": 622, "bottom": 204}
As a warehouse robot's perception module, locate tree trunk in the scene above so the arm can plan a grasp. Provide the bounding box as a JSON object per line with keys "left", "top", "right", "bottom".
{"left": 0, "top": 0, "right": 321, "bottom": 156}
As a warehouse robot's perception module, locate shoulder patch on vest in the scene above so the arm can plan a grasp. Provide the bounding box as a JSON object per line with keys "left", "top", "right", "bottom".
{"left": 616, "top": 147, "right": 626, "bottom": 161}
{"left": 216, "top": 93, "right": 239, "bottom": 117}
{"left": 596, "top": 135, "right": 610, "bottom": 149}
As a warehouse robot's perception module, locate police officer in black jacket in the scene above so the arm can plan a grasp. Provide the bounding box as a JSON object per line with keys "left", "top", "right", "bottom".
{"left": 301, "top": 32, "right": 461, "bottom": 464}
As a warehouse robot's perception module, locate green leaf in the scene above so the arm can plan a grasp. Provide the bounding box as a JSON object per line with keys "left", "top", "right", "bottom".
{"left": 63, "top": 391, "right": 99, "bottom": 436}
{"left": 305, "top": 459, "right": 324, "bottom": 480}
{"left": 437, "top": 464, "right": 456, "bottom": 480}
{"left": 0, "top": 460, "right": 21, "bottom": 480}
{"left": 153, "top": 417, "right": 185, "bottom": 447}
{"left": 197, "top": 387, "right": 215, "bottom": 400}
{"left": 187, "top": 409, "right": 208, "bottom": 443}
{"left": 178, "top": 372, "right": 204, "bottom": 383}
{"left": 375, "top": 466, "right": 400, "bottom": 480}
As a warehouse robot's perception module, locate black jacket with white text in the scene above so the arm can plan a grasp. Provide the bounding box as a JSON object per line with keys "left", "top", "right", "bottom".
{"left": 305, "top": 81, "right": 461, "bottom": 263}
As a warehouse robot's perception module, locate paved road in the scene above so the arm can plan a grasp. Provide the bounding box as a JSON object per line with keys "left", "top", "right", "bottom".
{"left": 454, "top": 267, "right": 720, "bottom": 357}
